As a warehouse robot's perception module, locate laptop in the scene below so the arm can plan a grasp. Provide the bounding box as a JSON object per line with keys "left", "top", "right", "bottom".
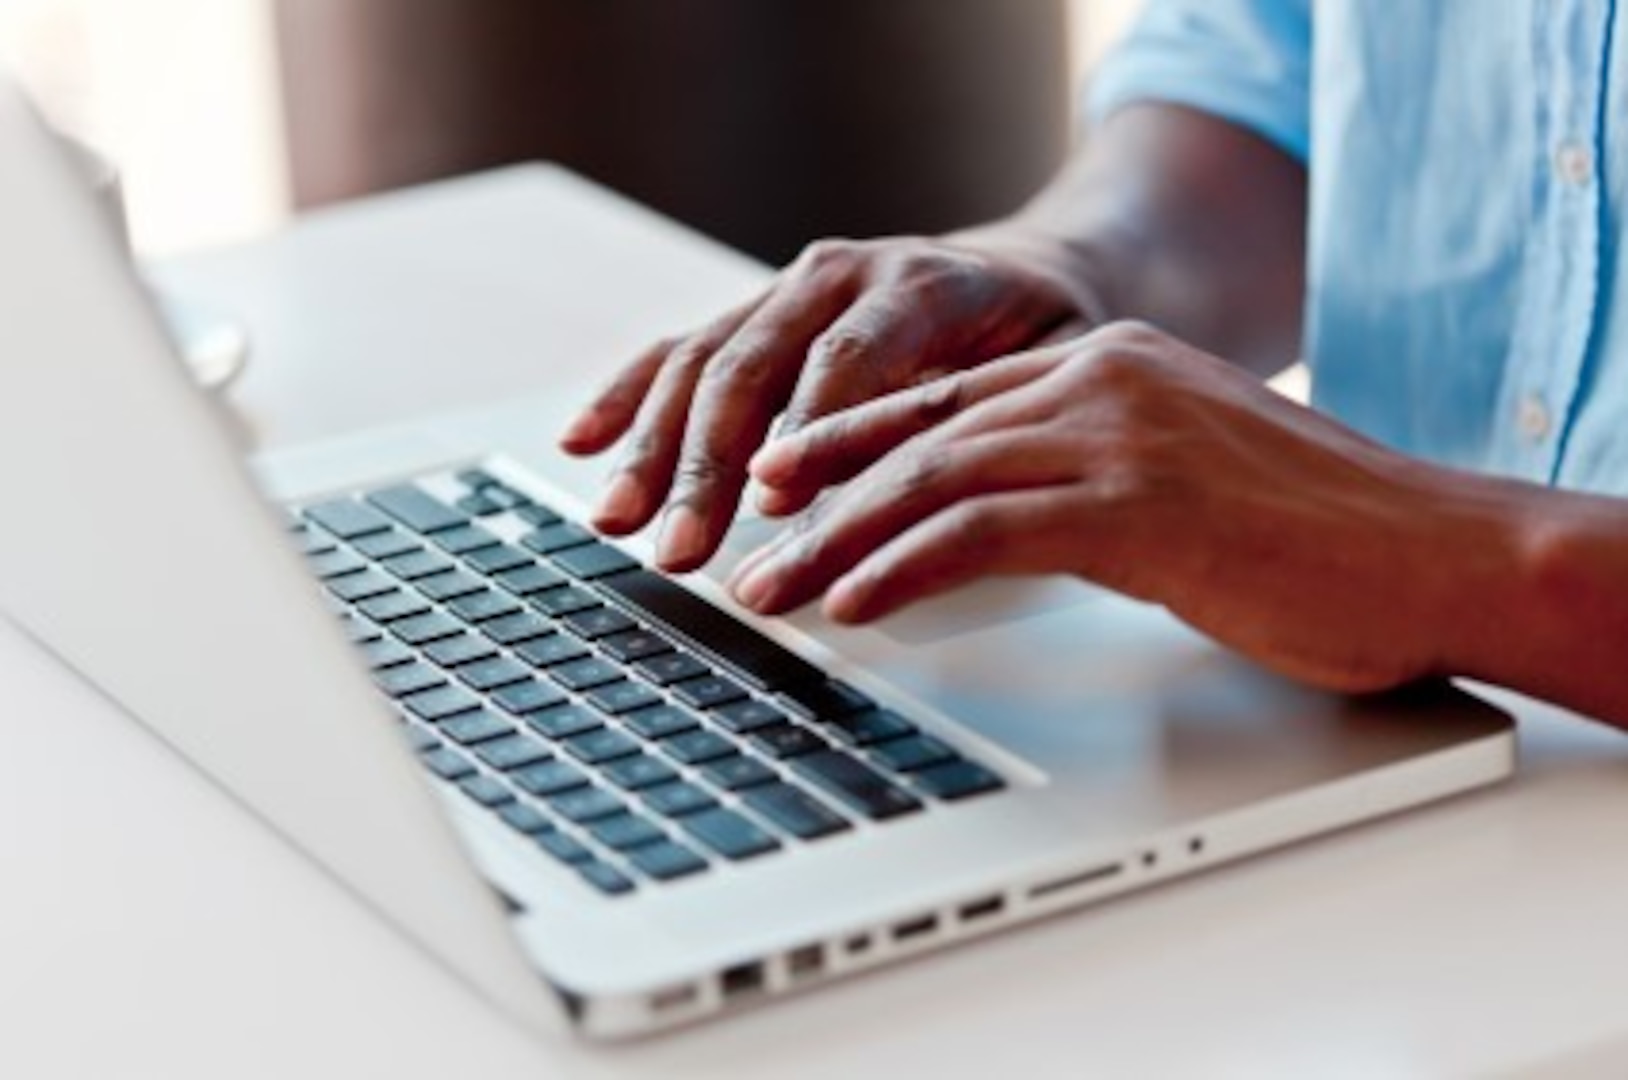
{"left": 0, "top": 80, "right": 1515, "bottom": 1040}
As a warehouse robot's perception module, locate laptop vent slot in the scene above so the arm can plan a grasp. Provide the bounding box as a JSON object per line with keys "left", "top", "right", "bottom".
{"left": 891, "top": 913, "right": 939, "bottom": 944}
{"left": 1028, "top": 861, "right": 1124, "bottom": 900}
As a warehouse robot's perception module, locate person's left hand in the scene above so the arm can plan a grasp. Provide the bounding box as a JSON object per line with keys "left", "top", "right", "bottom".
{"left": 727, "top": 321, "right": 1501, "bottom": 695}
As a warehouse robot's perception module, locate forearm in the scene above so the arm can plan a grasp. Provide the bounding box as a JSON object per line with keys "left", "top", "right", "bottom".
{"left": 957, "top": 103, "right": 1309, "bottom": 377}
{"left": 1424, "top": 468, "right": 1628, "bottom": 729}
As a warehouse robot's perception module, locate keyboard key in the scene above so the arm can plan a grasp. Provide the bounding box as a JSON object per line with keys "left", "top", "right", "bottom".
{"left": 622, "top": 704, "right": 699, "bottom": 741}
{"left": 432, "top": 524, "right": 501, "bottom": 555}
{"left": 536, "top": 830, "right": 594, "bottom": 865}
{"left": 700, "top": 755, "right": 779, "bottom": 791}
{"left": 512, "top": 632, "right": 590, "bottom": 668}
{"left": 464, "top": 543, "right": 533, "bottom": 576}
{"left": 513, "top": 759, "right": 589, "bottom": 797}
{"left": 910, "top": 759, "right": 1005, "bottom": 801}
{"left": 341, "top": 616, "right": 382, "bottom": 644}
{"left": 584, "top": 680, "right": 663, "bottom": 715}
{"left": 549, "top": 786, "right": 626, "bottom": 824}
{"left": 748, "top": 724, "right": 827, "bottom": 759}
{"left": 402, "top": 723, "right": 441, "bottom": 752}
{"left": 438, "top": 710, "right": 514, "bottom": 745}
{"left": 588, "top": 813, "right": 666, "bottom": 851}
{"left": 452, "top": 658, "right": 527, "bottom": 693}
{"left": 672, "top": 674, "right": 748, "bottom": 710}
{"left": 293, "top": 526, "right": 337, "bottom": 557}
{"left": 497, "top": 801, "right": 552, "bottom": 835}
{"left": 356, "top": 590, "right": 431, "bottom": 623}
{"left": 516, "top": 503, "right": 563, "bottom": 527}
{"left": 307, "top": 548, "right": 367, "bottom": 579}
{"left": 474, "top": 733, "right": 552, "bottom": 771}
{"left": 415, "top": 569, "right": 485, "bottom": 602}
{"left": 792, "top": 750, "right": 923, "bottom": 821}
{"left": 821, "top": 708, "right": 917, "bottom": 746}
{"left": 420, "top": 746, "right": 476, "bottom": 780}
{"left": 779, "top": 680, "right": 875, "bottom": 722}
{"left": 457, "top": 774, "right": 514, "bottom": 807}
{"left": 304, "top": 498, "right": 393, "bottom": 539}
{"left": 551, "top": 542, "right": 639, "bottom": 580}
{"left": 661, "top": 729, "right": 735, "bottom": 765}
{"left": 577, "top": 860, "right": 636, "bottom": 896}
{"left": 560, "top": 605, "right": 636, "bottom": 640}
{"left": 392, "top": 611, "right": 465, "bottom": 646}
{"left": 482, "top": 611, "right": 554, "bottom": 646}
{"left": 743, "top": 783, "right": 850, "bottom": 840}
{"left": 490, "top": 679, "right": 568, "bottom": 715}
{"left": 456, "top": 492, "right": 504, "bottom": 517}
{"left": 599, "top": 628, "right": 673, "bottom": 663}
{"left": 495, "top": 563, "right": 566, "bottom": 596}
{"left": 382, "top": 549, "right": 454, "bottom": 581}
{"left": 360, "top": 637, "right": 415, "bottom": 670}
{"left": 680, "top": 807, "right": 780, "bottom": 861}
{"left": 531, "top": 585, "right": 600, "bottom": 617}
{"left": 375, "top": 662, "right": 444, "bottom": 698}
{"left": 485, "top": 484, "right": 532, "bottom": 511}
{"left": 548, "top": 657, "right": 621, "bottom": 691}
{"left": 422, "top": 633, "right": 497, "bottom": 668}
{"left": 869, "top": 733, "right": 955, "bottom": 773}
{"left": 521, "top": 521, "right": 596, "bottom": 555}
{"left": 327, "top": 569, "right": 397, "bottom": 602}
{"left": 366, "top": 484, "right": 467, "bottom": 534}
{"left": 712, "top": 699, "right": 790, "bottom": 734}
{"left": 446, "top": 589, "right": 522, "bottom": 623}
{"left": 522, "top": 705, "right": 601, "bottom": 740}
{"left": 602, "top": 754, "right": 679, "bottom": 791}
{"left": 641, "top": 781, "right": 717, "bottom": 819}
{"left": 350, "top": 529, "right": 420, "bottom": 561}
{"left": 456, "top": 467, "right": 500, "bottom": 490}
{"left": 635, "top": 652, "right": 710, "bottom": 686}
{"left": 562, "top": 728, "right": 641, "bottom": 764}
{"left": 627, "top": 840, "right": 708, "bottom": 881}
{"left": 597, "top": 567, "right": 825, "bottom": 690}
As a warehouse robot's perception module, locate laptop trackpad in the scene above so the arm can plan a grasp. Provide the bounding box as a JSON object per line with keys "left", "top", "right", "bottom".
{"left": 720, "top": 517, "right": 1109, "bottom": 647}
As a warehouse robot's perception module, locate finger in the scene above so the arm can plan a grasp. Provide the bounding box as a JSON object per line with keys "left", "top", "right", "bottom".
{"left": 590, "top": 301, "right": 761, "bottom": 533}
{"left": 656, "top": 276, "right": 859, "bottom": 571}
{"left": 774, "top": 291, "right": 934, "bottom": 440}
{"left": 732, "top": 422, "right": 1076, "bottom": 615}
{"left": 558, "top": 335, "right": 672, "bottom": 456}
{"left": 823, "top": 489, "right": 1080, "bottom": 623}
{"left": 750, "top": 347, "right": 1060, "bottom": 494}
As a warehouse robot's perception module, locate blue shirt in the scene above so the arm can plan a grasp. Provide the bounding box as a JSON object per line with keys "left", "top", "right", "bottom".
{"left": 1089, "top": 0, "right": 1628, "bottom": 495}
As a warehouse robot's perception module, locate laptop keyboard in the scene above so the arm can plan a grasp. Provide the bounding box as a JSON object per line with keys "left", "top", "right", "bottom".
{"left": 288, "top": 467, "right": 1004, "bottom": 898}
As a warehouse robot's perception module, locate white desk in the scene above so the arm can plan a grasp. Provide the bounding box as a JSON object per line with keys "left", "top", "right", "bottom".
{"left": 7, "top": 166, "right": 1628, "bottom": 1078}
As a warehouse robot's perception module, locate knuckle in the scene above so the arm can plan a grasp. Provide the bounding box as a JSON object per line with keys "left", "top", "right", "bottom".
{"left": 914, "top": 374, "right": 965, "bottom": 425}
{"left": 796, "top": 237, "right": 861, "bottom": 273}
{"left": 1090, "top": 318, "right": 1166, "bottom": 351}
{"left": 942, "top": 500, "right": 1003, "bottom": 553}
{"left": 896, "top": 448, "right": 951, "bottom": 499}
{"left": 808, "top": 327, "right": 877, "bottom": 371}
{"left": 697, "top": 339, "right": 775, "bottom": 393}
{"left": 666, "top": 340, "right": 714, "bottom": 378}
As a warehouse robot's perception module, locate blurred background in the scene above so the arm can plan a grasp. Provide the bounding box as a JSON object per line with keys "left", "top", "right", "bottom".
{"left": 0, "top": 0, "right": 1144, "bottom": 261}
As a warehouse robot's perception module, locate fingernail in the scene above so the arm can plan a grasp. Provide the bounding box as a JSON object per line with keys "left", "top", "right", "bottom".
{"left": 824, "top": 575, "right": 868, "bottom": 623}
{"left": 755, "top": 485, "right": 795, "bottom": 516}
{"left": 593, "top": 473, "right": 644, "bottom": 529}
{"left": 559, "top": 413, "right": 601, "bottom": 450}
{"left": 750, "top": 441, "right": 795, "bottom": 485}
{"left": 657, "top": 506, "right": 706, "bottom": 568}
{"left": 732, "top": 562, "right": 777, "bottom": 611}
{"left": 727, "top": 542, "right": 778, "bottom": 592}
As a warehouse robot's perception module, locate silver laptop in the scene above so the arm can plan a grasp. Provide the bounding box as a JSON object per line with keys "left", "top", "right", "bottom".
{"left": 0, "top": 81, "right": 1514, "bottom": 1041}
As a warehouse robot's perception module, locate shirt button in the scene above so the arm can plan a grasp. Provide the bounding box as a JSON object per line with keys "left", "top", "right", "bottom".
{"left": 1555, "top": 141, "right": 1593, "bottom": 186}
{"left": 1517, "top": 394, "right": 1552, "bottom": 442}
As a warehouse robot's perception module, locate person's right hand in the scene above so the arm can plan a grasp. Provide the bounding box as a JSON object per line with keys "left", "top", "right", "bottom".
{"left": 557, "top": 231, "right": 1099, "bottom": 572}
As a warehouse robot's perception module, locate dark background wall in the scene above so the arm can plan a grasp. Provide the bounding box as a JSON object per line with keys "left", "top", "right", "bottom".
{"left": 276, "top": 0, "right": 1073, "bottom": 265}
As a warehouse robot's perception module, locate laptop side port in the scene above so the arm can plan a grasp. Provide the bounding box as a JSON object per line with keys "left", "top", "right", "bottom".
{"left": 958, "top": 894, "right": 1005, "bottom": 923}
{"left": 648, "top": 983, "right": 699, "bottom": 1015}
{"left": 720, "top": 960, "right": 766, "bottom": 1000}
{"left": 892, "top": 913, "right": 939, "bottom": 944}
{"left": 1028, "top": 861, "right": 1124, "bottom": 900}
{"left": 786, "top": 944, "right": 825, "bottom": 981}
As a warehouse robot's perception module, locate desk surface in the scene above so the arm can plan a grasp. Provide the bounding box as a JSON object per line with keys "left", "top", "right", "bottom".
{"left": 8, "top": 166, "right": 1628, "bottom": 1079}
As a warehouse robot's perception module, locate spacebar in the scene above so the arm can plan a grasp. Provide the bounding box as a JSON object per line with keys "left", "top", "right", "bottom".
{"left": 597, "top": 568, "right": 824, "bottom": 691}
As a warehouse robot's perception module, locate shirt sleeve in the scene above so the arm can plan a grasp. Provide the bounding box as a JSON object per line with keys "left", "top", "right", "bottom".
{"left": 1086, "top": 0, "right": 1312, "bottom": 163}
